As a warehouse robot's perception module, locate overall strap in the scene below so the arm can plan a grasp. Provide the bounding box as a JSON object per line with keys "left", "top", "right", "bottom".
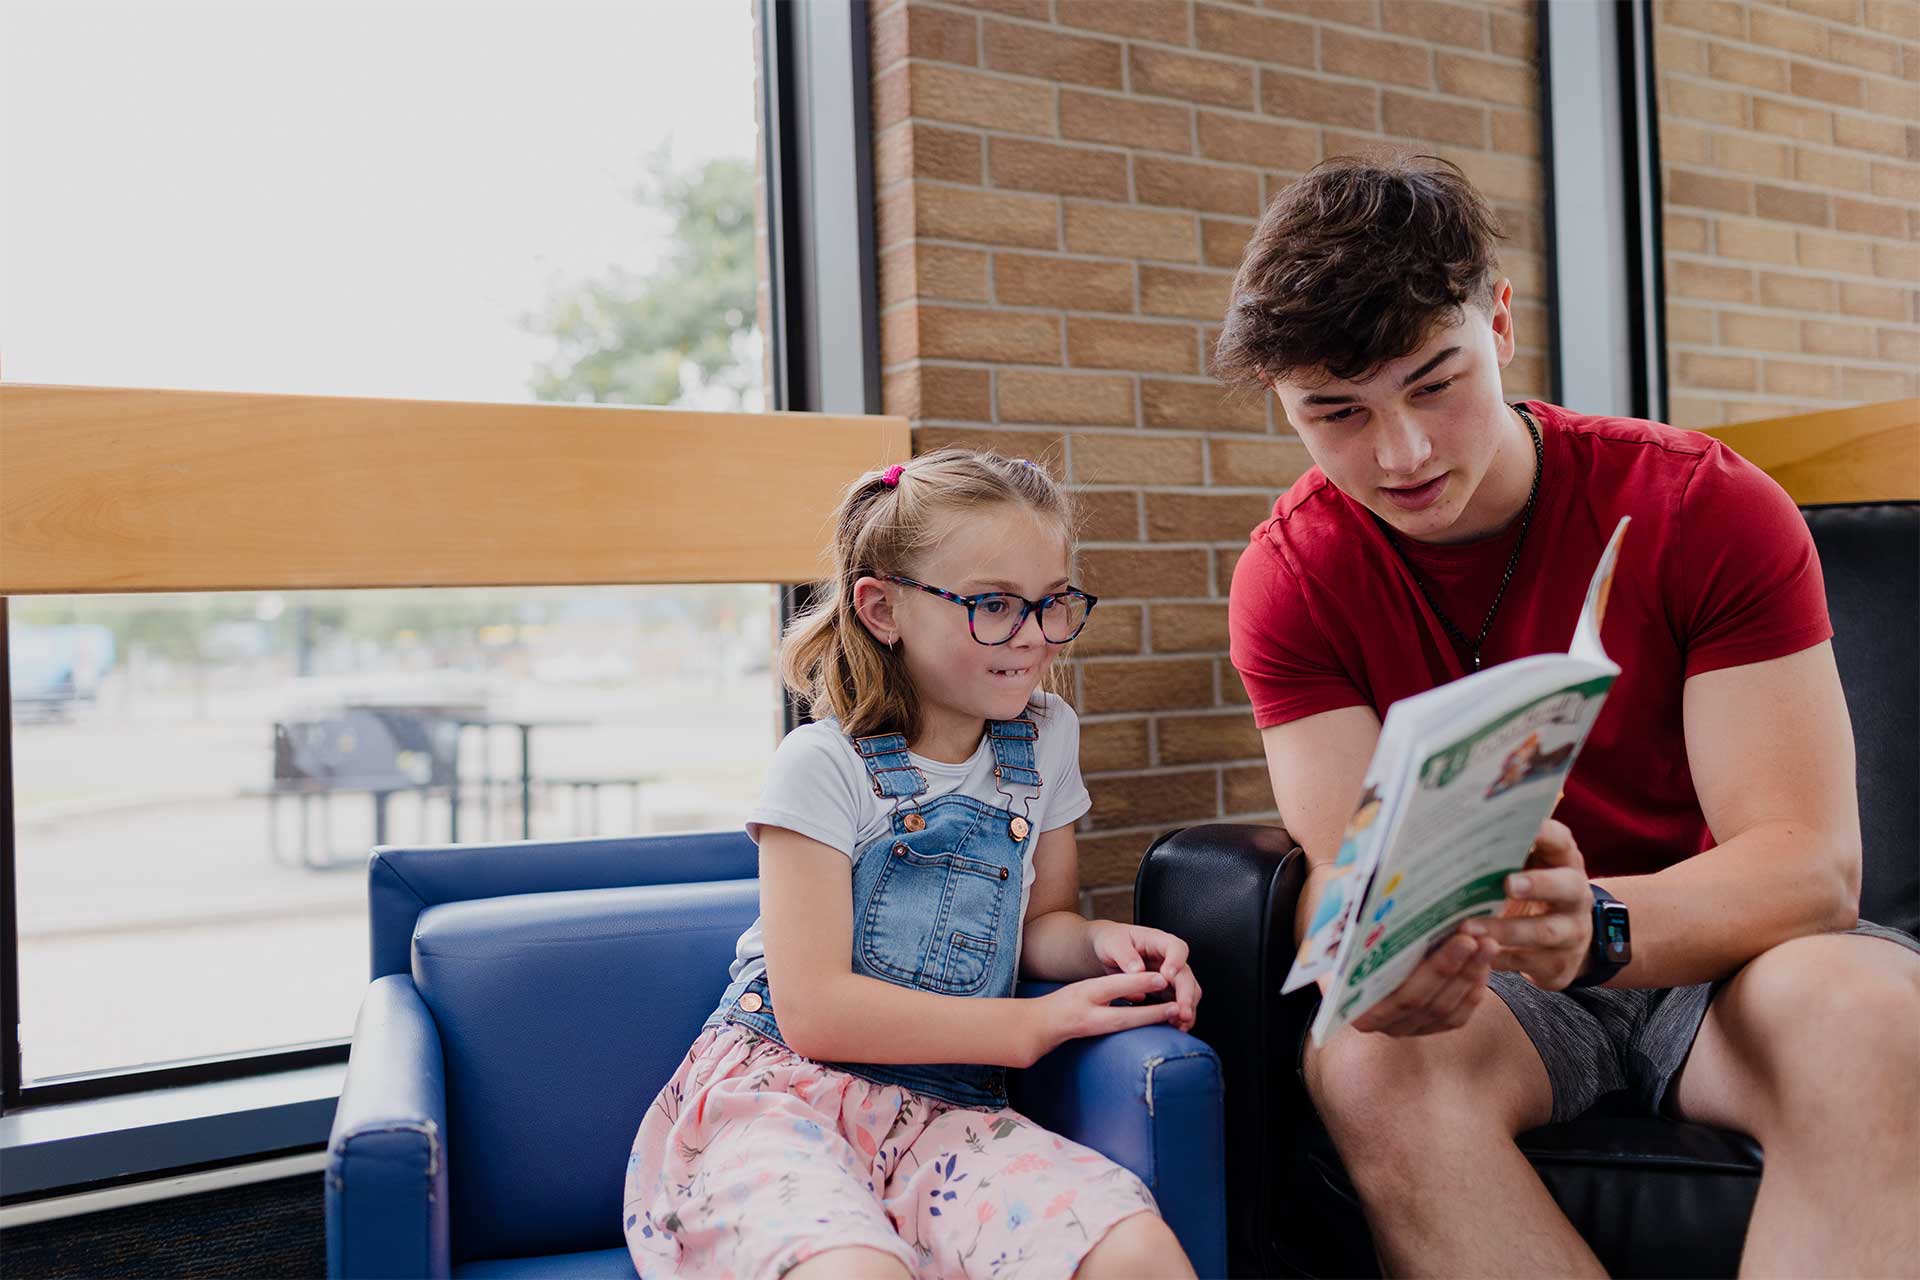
{"left": 986, "top": 717, "right": 1042, "bottom": 789}
{"left": 851, "top": 732, "right": 927, "bottom": 799}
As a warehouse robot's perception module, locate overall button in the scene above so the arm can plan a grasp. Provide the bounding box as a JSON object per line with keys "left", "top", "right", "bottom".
{"left": 738, "top": 992, "right": 764, "bottom": 1013}
{"left": 903, "top": 813, "right": 926, "bottom": 832}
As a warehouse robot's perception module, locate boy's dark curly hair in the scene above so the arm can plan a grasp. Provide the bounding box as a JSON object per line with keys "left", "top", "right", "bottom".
{"left": 1211, "top": 153, "right": 1506, "bottom": 390}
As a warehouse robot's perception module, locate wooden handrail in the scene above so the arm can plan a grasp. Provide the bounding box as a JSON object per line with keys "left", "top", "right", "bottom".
{"left": 1703, "top": 398, "right": 1918, "bottom": 506}
{"left": 3, "top": 386, "right": 1907, "bottom": 596}
{"left": 0, "top": 384, "right": 910, "bottom": 594}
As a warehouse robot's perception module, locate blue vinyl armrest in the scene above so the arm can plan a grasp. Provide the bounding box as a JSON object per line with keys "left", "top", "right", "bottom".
{"left": 327, "top": 975, "right": 452, "bottom": 1280}
{"left": 1011, "top": 984, "right": 1228, "bottom": 1278}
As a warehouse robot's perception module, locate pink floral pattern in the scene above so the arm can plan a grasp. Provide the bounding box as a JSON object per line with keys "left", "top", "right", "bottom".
{"left": 623, "top": 1026, "right": 1159, "bottom": 1279}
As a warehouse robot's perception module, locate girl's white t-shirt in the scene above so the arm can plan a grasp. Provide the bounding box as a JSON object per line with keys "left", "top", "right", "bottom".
{"left": 728, "top": 691, "right": 1093, "bottom": 984}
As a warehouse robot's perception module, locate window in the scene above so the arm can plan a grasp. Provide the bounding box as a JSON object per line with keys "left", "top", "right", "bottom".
{"left": 3, "top": 0, "right": 776, "bottom": 1095}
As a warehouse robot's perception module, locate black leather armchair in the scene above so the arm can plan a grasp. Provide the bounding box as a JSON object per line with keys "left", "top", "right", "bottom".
{"left": 1137, "top": 498, "right": 1918, "bottom": 1278}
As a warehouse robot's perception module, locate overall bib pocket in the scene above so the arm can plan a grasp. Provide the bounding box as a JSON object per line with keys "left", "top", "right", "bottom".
{"left": 861, "top": 834, "right": 1012, "bottom": 995}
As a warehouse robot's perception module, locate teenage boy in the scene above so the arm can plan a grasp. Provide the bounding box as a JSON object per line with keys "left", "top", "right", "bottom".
{"left": 1216, "top": 153, "right": 1919, "bottom": 1277}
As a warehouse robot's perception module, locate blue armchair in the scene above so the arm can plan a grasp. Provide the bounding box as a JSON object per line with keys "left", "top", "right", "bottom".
{"left": 325, "top": 832, "right": 1227, "bottom": 1278}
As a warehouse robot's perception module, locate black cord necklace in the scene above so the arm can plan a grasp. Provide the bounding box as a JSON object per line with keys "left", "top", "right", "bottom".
{"left": 1382, "top": 403, "right": 1544, "bottom": 673}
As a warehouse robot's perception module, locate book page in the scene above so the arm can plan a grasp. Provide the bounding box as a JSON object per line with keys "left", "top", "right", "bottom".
{"left": 1570, "top": 516, "right": 1630, "bottom": 664}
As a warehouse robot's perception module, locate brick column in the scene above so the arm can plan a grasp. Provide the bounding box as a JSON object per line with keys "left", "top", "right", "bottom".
{"left": 870, "top": 0, "right": 1551, "bottom": 915}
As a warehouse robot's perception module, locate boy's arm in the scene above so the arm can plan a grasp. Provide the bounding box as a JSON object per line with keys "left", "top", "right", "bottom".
{"left": 1583, "top": 642, "right": 1859, "bottom": 988}
{"left": 1260, "top": 705, "right": 1382, "bottom": 943}
{"left": 1532, "top": 442, "right": 1857, "bottom": 987}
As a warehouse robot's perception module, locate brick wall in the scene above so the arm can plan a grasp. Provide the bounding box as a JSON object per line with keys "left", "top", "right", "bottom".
{"left": 868, "top": 0, "right": 1551, "bottom": 916}
{"left": 1655, "top": 0, "right": 1919, "bottom": 427}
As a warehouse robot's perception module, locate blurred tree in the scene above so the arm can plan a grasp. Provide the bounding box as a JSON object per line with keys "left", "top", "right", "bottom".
{"left": 11, "top": 596, "right": 257, "bottom": 665}
{"left": 526, "top": 153, "right": 759, "bottom": 409}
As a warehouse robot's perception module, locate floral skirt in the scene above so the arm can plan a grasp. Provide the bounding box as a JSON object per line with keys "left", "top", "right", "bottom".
{"left": 623, "top": 1025, "right": 1160, "bottom": 1280}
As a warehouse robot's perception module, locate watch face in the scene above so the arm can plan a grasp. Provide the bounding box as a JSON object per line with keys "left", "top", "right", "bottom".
{"left": 1599, "top": 903, "right": 1631, "bottom": 963}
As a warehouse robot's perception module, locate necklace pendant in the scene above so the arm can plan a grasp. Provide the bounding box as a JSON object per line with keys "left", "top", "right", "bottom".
{"left": 1008, "top": 815, "right": 1030, "bottom": 841}
{"left": 1472, "top": 653, "right": 1482, "bottom": 672}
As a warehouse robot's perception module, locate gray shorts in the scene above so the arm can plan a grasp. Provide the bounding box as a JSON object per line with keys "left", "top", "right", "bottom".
{"left": 1493, "top": 920, "right": 1920, "bottom": 1124}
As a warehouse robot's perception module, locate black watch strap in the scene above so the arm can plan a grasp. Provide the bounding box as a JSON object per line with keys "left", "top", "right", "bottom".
{"left": 1570, "top": 884, "right": 1632, "bottom": 988}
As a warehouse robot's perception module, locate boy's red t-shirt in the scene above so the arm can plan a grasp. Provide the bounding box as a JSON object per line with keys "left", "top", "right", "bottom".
{"left": 1227, "top": 400, "right": 1833, "bottom": 879}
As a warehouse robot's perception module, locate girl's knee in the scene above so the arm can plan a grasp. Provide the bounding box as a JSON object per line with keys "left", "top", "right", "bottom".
{"left": 783, "top": 1244, "right": 912, "bottom": 1280}
{"left": 1075, "top": 1212, "right": 1194, "bottom": 1279}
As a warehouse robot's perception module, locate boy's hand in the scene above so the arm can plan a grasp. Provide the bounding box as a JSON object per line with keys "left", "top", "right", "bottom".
{"left": 1467, "top": 817, "right": 1595, "bottom": 991}
{"left": 1350, "top": 929, "right": 1497, "bottom": 1036}
{"left": 1088, "top": 920, "right": 1202, "bottom": 1031}
{"left": 1352, "top": 817, "right": 1593, "bottom": 1034}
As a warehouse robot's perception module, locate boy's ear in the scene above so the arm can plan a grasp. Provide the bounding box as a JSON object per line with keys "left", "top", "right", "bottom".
{"left": 1488, "top": 277, "right": 1517, "bottom": 367}
{"left": 851, "top": 576, "right": 900, "bottom": 646}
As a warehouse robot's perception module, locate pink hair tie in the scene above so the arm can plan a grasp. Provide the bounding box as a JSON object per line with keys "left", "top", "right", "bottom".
{"left": 881, "top": 464, "right": 906, "bottom": 488}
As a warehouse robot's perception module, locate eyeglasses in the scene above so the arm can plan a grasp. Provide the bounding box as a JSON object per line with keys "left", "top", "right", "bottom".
{"left": 879, "top": 575, "right": 1098, "bottom": 647}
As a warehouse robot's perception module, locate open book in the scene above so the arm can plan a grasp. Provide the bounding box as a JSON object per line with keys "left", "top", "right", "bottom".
{"left": 1284, "top": 517, "right": 1631, "bottom": 1044}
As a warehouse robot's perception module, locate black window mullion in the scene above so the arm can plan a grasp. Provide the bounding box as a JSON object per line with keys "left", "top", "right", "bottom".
{"left": 1616, "top": 0, "right": 1668, "bottom": 424}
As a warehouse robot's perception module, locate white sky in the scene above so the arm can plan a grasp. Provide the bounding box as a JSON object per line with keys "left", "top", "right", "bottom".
{"left": 1, "top": 0, "right": 758, "bottom": 404}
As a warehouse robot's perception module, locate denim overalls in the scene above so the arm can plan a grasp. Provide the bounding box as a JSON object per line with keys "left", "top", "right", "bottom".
{"left": 705, "top": 717, "right": 1043, "bottom": 1108}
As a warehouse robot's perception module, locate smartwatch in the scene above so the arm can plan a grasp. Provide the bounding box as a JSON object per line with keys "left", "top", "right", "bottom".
{"left": 1570, "top": 884, "right": 1631, "bottom": 988}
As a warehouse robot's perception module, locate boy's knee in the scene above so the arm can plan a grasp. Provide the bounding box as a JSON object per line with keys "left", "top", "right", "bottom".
{"left": 1307, "top": 1028, "right": 1446, "bottom": 1129}
{"left": 1728, "top": 939, "right": 1919, "bottom": 1058}
{"left": 1736, "top": 943, "right": 1920, "bottom": 1123}
{"left": 1305, "top": 1021, "right": 1519, "bottom": 1155}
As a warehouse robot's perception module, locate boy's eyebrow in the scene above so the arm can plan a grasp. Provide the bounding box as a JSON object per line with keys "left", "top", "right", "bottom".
{"left": 1299, "top": 347, "right": 1462, "bottom": 405}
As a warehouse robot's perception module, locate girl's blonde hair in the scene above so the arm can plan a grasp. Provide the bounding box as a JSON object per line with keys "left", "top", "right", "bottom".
{"left": 781, "top": 447, "right": 1077, "bottom": 741}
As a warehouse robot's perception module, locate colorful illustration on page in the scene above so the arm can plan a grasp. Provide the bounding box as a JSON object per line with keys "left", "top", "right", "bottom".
{"left": 1283, "top": 784, "right": 1384, "bottom": 992}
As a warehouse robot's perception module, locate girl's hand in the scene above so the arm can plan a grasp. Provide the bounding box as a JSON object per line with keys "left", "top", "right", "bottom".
{"left": 1088, "top": 920, "right": 1202, "bottom": 1032}
{"left": 1022, "top": 971, "right": 1181, "bottom": 1066}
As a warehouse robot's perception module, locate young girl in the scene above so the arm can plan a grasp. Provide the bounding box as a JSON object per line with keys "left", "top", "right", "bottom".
{"left": 623, "top": 450, "right": 1203, "bottom": 1280}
